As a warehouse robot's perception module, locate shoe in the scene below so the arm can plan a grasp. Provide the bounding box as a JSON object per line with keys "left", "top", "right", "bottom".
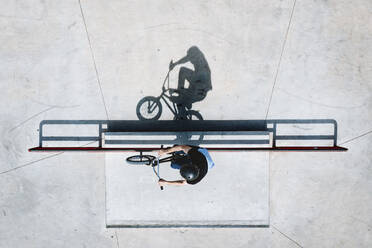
{"left": 185, "top": 103, "right": 192, "bottom": 109}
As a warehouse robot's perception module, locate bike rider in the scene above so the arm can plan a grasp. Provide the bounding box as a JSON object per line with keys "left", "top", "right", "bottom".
{"left": 169, "top": 46, "right": 212, "bottom": 112}
{"left": 157, "top": 145, "right": 215, "bottom": 186}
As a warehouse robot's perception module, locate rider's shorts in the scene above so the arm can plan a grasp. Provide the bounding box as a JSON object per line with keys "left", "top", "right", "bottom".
{"left": 170, "top": 162, "right": 182, "bottom": 170}
{"left": 170, "top": 150, "right": 187, "bottom": 170}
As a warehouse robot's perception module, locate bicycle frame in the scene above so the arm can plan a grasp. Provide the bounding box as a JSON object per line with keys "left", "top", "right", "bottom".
{"left": 152, "top": 153, "right": 175, "bottom": 166}
{"left": 157, "top": 70, "right": 180, "bottom": 117}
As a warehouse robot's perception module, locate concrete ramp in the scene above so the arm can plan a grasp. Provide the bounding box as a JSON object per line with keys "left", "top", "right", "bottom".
{"left": 105, "top": 152, "right": 269, "bottom": 227}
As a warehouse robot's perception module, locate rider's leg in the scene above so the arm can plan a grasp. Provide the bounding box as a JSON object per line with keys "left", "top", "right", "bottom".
{"left": 170, "top": 89, "right": 192, "bottom": 105}
{"left": 177, "top": 103, "right": 188, "bottom": 119}
{"left": 178, "top": 67, "right": 194, "bottom": 89}
{"left": 169, "top": 89, "right": 193, "bottom": 118}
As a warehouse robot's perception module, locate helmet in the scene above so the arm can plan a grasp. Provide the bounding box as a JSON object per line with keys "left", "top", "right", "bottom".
{"left": 180, "top": 164, "right": 200, "bottom": 181}
{"left": 187, "top": 46, "right": 200, "bottom": 56}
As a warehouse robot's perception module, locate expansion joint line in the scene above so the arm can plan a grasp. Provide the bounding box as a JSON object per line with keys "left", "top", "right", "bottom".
{"left": 78, "top": 0, "right": 109, "bottom": 120}
{"left": 265, "top": 0, "right": 297, "bottom": 119}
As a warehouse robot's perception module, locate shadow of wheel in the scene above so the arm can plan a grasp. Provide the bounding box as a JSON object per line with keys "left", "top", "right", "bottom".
{"left": 136, "top": 96, "right": 162, "bottom": 120}
{"left": 175, "top": 110, "right": 204, "bottom": 143}
{"left": 186, "top": 110, "right": 203, "bottom": 121}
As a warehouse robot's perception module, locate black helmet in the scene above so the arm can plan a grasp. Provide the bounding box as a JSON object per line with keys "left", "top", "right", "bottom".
{"left": 180, "top": 164, "right": 199, "bottom": 181}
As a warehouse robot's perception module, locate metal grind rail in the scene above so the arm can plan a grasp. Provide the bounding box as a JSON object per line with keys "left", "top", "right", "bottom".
{"left": 29, "top": 119, "right": 347, "bottom": 152}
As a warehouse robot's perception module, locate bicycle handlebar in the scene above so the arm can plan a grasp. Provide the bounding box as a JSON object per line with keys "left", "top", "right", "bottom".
{"left": 169, "top": 60, "right": 173, "bottom": 70}
{"left": 162, "top": 68, "right": 171, "bottom": 90}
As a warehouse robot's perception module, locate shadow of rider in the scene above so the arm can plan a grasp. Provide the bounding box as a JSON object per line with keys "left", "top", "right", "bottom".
{"left": 169, "top": 46, "right": 212, "bottom": 111}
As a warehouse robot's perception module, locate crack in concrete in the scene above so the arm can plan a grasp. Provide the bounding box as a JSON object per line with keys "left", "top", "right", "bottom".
{"left": 265, "top": 0, "right": 297, "bottom": 119}
{"left": 339, "top": 130, "right": 372, "bottom": 145}
{"left": 7, "top": 96, "right": 80, "bottom": 133}
{"left": 115, "top": 230, "right": 120, "bottom": 248}
{"left": 272, "top": 225, "right": 303, "bottom": 248}
{"left": 0, "top": 152, "right": 63, "bottom": 175}
{"left": 8, "top": 106, "right": 54, "bottom": 133}
{"left": 144, "top": 22, "right": 179, "bottom": 30}
{"left": 0, "top": 141, "right": 97, "bottom": 175}
{"left": 78, "top": 0, "right": 109, "bottom": 120}
{"left": 29, "top": 98, "right": 81, "bottom": 109}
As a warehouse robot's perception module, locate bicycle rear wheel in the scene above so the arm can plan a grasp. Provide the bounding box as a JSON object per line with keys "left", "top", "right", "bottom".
{"left": 126, "top": 155, "right": 156, "bottom": 165}
{"left": 186, "top": 110, "right": 203, "bottom": 120}
{"left": 175, "top": 110, "right": 204, "bottom": 141}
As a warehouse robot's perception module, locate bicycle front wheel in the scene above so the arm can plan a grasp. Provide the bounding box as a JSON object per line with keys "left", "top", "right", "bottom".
{"left": 136, "top": 96, "right": 162, "bottom": 120}
{"left": 126, "top": 155, "right": 156, "bottom": 165}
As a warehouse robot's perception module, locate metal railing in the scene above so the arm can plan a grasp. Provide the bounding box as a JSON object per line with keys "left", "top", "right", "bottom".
{"left": 31, "top": 119, "right": 346, "bottom": 152}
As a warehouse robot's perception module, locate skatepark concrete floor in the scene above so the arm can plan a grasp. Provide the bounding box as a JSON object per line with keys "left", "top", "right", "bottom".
{"left": 1, "top": 0, "right": 371, "bottom": 247}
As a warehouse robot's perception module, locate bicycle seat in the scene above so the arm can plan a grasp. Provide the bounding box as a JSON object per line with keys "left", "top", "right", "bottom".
{"left": 169, "top": 88, "right": 177, "bottom": 95}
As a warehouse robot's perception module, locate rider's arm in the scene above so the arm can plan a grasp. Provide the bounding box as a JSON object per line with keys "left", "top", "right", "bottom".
{"left": 159, "top": 145, "right": 191, "bottom": 156}
{"left": 173, "top": 56, "right": 189, "bottom": 65}
{"left": 160, "top": 179, "right": 187, "bottom": 186}
{"left": 170, "top": 56, "right": 189, "bottom": 69}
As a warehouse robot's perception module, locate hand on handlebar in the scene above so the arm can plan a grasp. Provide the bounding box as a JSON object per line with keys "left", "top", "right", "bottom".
{"left": 158, "top": 178, "right": 166, "bottom": 186}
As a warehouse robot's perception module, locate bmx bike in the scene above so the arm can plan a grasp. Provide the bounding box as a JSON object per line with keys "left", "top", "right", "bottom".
{"left": 136, "top": 61, "right": 203, "bottom": 121}
{"left": 126, "top": 146, "right": 188, "bottom": 191}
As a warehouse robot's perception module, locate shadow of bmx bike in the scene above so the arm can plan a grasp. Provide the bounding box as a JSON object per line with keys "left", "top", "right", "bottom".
{"left": 136, "top": 61, "right": 206, "bottom": 121}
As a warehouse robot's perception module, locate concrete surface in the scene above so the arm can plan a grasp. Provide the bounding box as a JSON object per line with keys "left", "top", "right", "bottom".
{"left": 0, "top": 0, "right": 371, "bottom": 247}
{"left": 106, "top": 152, "right": 269, "bottom": 227}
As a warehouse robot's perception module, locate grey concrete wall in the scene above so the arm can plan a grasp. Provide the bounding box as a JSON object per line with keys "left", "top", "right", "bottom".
{"left": 0, "top": 0, "right": 371, "bottom": 247}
